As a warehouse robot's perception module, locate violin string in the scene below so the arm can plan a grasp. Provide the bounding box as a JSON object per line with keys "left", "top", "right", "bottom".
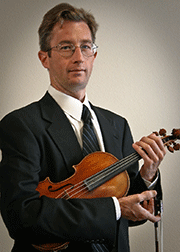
{"left": 55, "top": 180, "right": 85, "bottom": 199}
{"left": 85, "top": 152, "right": 139, "bottom": 185}
{"left": 58, "top": 152, "right": 140, "bottom": 200}
{"left": 79, "top": 152, "right": 140, "bottom": 195}
{"left": 67, "top": 152, "right": 139, "bottom": 199}
{"left": 57, "top": 152, "right": 139, "bottom": 200}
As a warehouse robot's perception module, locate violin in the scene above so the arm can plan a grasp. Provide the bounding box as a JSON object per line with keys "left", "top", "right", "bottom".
{"left": 33, "top": 129, "right": 180, "bottom": 251}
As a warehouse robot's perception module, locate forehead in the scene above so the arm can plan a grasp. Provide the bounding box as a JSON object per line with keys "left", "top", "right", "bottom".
{"left": 50, "top": 21, "right": 92, "bottom": 45}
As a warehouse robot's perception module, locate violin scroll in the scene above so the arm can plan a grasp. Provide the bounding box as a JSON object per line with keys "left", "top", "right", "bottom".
{"left": 172, "top": 129, "right": 180, "bottom": 140}
{"left": 153, "top": 128, "right": 180, "bottom": 153}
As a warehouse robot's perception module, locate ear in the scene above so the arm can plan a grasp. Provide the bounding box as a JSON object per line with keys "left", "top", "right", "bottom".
{"left": 38, "top": 51, "right": 49, "bottom": 69}
{"left": 94, "top": 51, "right": 97, "bottom": 59}
{"left": 92, "top": 51, "right": 97, "bottom": 65}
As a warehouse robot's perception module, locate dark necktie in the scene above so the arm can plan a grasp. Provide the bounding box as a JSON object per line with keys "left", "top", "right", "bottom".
{"left": 81, "top": 105, "right": 109, "bottom": 252}
{"left": 82, "top": 104, "right": 100, "bottom": 157}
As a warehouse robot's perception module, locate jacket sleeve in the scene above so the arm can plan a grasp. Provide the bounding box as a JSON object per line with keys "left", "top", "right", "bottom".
{"left": 0, "top": 112, "right": 117, "bottom": 246}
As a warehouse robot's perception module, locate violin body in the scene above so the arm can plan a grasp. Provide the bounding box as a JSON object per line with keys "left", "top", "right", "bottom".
{"left": 33, "top": 152, "right": 130, "bottom": 251}
{"left": 36, "top": 152, "right": 130, "bottom": 200}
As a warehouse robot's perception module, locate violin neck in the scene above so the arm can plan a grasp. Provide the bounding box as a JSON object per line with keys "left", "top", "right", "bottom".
{"left": 84, "top": 132, "right": 179, "bottom": 192}
{"left": 84, "top": 152, "right": 141, "bottom": 191}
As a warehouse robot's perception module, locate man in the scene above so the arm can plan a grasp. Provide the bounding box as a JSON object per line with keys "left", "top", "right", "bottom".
{"left": 0, "top": 3, "right": 166, "bottom": 252}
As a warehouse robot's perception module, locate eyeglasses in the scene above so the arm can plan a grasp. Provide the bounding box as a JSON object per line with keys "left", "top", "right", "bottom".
{"left": 47, "top": 42, "right": 98, "bottom": 58}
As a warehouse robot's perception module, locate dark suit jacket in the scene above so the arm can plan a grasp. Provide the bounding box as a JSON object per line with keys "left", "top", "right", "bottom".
{"left": 0, "top": 92, "right": 162, "bottom": 252}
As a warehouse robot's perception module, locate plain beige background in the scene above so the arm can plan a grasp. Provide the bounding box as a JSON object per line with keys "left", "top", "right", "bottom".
{"left": 0, "top": 0, "right": 180, "bottom": 251}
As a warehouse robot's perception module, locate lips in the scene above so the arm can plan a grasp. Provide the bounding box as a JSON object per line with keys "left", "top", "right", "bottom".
{"left": 68, "top": 68, "right": 86, "bottom": 73}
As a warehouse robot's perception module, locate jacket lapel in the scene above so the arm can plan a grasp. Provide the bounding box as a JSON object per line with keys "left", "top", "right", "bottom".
{"left": 39, "top": 92, "right": 83, "bottom": 173}
{"left": 92, "top": 105, "right": 121, "bottom": 159}
{"left": 39, "top": 93, "right": 121, "bottom": 174}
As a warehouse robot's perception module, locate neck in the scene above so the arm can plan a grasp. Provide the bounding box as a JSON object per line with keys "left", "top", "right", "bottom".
{"left": 51, "top": 83, "right": 86, "bottom": 102}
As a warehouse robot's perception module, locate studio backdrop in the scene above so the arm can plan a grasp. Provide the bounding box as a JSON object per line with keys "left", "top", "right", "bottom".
{"left": 0, "top": 1, "right": 180, "bottom": 251}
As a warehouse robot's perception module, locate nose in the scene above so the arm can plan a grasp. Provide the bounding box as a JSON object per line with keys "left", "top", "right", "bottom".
{"left": 72, "top": 46, "right": 84, "bottom": 63}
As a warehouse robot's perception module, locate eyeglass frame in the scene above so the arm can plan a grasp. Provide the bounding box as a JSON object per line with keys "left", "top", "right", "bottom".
{"left": 46, "top": 41, "right": 98, "bottom": 58}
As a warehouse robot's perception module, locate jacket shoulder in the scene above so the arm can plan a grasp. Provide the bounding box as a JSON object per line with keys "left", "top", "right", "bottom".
{"left": 93, "top": 105, "right": 128, "bottom": 129}
{"left": 0, "top": 92, "right": 54, "bottom": 124}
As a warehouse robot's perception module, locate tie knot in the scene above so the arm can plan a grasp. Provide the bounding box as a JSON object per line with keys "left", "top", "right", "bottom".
{"left": 81, "top": 105, "right": 91, "bottom": 124}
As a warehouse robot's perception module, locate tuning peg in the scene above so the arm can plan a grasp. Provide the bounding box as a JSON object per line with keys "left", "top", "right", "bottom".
{"left": 173, "top": 143, "right": 180, "bottom": 151}
{"left": 156, "top": 128, "right": 180, "bottom": 153}
{"left": 172, "top": 129, "right": 180, "bottom": 139}
{"left": 159, "top": 129, "right": 166, "bottom": 136}
{"left": 167, "top": 144, "right": 174, "bottom": 153}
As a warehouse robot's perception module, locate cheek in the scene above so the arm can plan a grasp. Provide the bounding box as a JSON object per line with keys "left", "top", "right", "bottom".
{"left": 89, "top": 57, "right": 96, "bottom": 70}
{"left": 87, "top": 62, "right": 94, "bottom": 77}
{"left": 50, "top": 59, "right": 67, "bottom": 76}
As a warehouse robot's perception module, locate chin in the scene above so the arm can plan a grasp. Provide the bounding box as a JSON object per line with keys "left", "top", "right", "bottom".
{"left": 70, "top": 79, "right": 87, "bottom": 87}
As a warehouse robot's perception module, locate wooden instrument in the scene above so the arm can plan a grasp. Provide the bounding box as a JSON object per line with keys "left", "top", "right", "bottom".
{"left": 33, "top": 129, "right": 180, "bottom": 251}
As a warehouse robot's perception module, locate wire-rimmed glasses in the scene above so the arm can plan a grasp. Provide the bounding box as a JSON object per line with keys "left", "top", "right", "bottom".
{"left": 47, "top": 42, "right": 98, "bottom": 58}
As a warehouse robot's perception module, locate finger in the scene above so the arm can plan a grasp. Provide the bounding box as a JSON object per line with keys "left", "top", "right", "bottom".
{"left": 144, "top": 198, "right": 154, "bottom": 214}
{"left": 146, "top": 212, "right": 161, "bottom": 223}
{"left": 142, "top": 133, "right": 165, "bottom": 161}
{"left": 147, "top": 198, "right": 154, "bottom": 214}
{"left": 142, "top": 199, "right": 154, "bottom": 214}
{"left": 132, "top": 141, "right": 156, "bottom": 166}
{"left": 133, "top": 138, "right": 160, "bottom": 163}
{"left": 137, "top": 190, "right": 157, "bottom": 203}
{"left": 139, "top": 201, "right": 161, "bottom": 223}
{"left": 133, "top": 134, "right": 166, "bottom": 162}
{"left": 142, "top": 200, "right": 148, "bottom": 209}
{"left": 148, "top": 133, "right": 166, "bottom": 157}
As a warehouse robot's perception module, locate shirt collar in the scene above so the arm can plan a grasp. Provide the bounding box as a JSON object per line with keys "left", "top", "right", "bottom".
{"left": 48, "top": 85, "right": 92, "bottom": 122}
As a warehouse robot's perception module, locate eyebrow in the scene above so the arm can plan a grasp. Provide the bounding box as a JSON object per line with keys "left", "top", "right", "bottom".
{"left": 58, "top": 39, "right": 93, "bottom": 45}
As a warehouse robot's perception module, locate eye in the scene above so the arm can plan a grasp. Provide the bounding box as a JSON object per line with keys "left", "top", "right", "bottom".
{"left": 81, "top": 44, "right": 92, "bottom": 50}
{"left": 59, "top": 44, "right": 73, "bottom": 51}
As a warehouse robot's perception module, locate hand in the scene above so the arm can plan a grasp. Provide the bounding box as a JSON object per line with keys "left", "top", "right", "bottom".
{"left": 132, "top": 133, "right": 166, "bottom": 181}
{"left": 118, "top": 190, "right": 161, "bottom": 223}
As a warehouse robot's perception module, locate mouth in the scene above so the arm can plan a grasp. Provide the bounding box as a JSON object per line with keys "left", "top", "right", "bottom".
{"left": 68, "top": 69, "right": 86, "bottom": 73}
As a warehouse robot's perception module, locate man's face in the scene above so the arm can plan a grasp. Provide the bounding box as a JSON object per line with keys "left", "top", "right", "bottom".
{"left": 39, "top": 21, "right": 97, "bottom": 101}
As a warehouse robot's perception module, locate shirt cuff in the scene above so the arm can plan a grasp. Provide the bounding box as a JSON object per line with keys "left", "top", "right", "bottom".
{"left": 111, "top": 171, "right": 159, "bottom": 221}
{"left": 112, "top": 196, "right": 121, "bottom": 220}
{"left": 142, "top": 170, "right": 159, "bottom": 190}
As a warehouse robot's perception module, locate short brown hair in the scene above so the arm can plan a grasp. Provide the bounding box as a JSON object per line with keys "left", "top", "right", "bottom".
{"left": 38, "top": 3, "right": 98, "bottom": 53}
